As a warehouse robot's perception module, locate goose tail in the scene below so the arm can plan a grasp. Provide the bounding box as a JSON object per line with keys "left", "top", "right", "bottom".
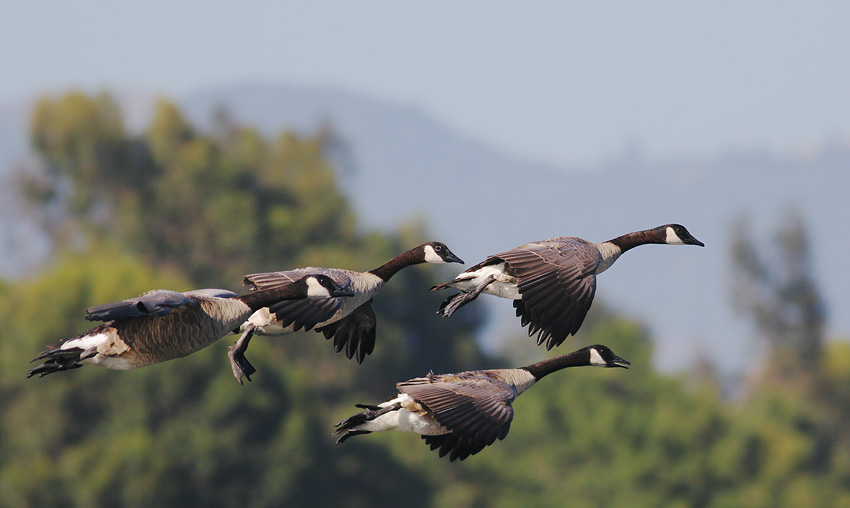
{"left": 27, "top": 345, "right": 91, "bottom": 378}
{"left": 333, "top": 406, "right": 373, "bottom": 444}
{"left": 27, "top": 323, "right": 116, "bottom": 378}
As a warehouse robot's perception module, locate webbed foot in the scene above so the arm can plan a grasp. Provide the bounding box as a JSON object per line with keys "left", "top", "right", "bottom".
{"left": 228, "top": 325, "right": 257, "bottom": 385}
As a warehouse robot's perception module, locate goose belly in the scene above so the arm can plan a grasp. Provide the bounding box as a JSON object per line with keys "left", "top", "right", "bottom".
{"left": 82, "top": 354, "right": 137, "bottom": 370}
{"left": 362, "top": 409, "right": 445, "bottom": 436}
{"left": 483, "top": 280, "right": 521, "bottom": 299}
{"left": 451, "top": 263, "right": 520, "bottom": 299}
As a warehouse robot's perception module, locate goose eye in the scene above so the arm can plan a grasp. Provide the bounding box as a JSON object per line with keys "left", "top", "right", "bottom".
{"left": 435, "top": 245, "right": 442, "bottom": 251}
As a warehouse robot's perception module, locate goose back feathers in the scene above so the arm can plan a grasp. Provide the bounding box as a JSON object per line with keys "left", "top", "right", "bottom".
{"left": 334, "top": 344, "right": 629, "bottom": 461}
{"left": 432, "top": 224, "right": 703, "bottom": 349}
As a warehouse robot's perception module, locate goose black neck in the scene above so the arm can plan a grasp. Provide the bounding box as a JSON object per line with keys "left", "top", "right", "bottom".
{"left": 238, "top": 283, "right": 307, "bottom": 311}
{"left": 522, "top": 348, "right": 591, "bottom": 381}
{"left": 368, "top": 246, "right": 423, "bottom": 282}
{"left": 608, "top": 226, "right": 666, "bottom": 254}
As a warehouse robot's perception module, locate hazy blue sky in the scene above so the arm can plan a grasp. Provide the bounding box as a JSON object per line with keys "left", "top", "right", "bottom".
{"left": 2, "top": 1, "right": 848, "bottom": 166}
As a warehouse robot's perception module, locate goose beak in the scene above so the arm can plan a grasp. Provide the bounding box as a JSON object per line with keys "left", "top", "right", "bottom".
{"left": 444, "top": 250, "right": 464, "bottom": 264}
{"left": 332, "top": 288, "right": 356, "bottom": 298}
{"left": 611, "top": 356, "right": 631, "bottom": 369}
{"left": 684, "top": 234, "right": 704, "bottom": 247}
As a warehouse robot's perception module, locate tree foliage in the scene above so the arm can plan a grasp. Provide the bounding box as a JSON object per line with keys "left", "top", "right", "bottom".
{"left": 24, "top": 94, "right": 359, "bottom": 288}
{"left": 730, "top": 208, "right": 827, "bottom": 382}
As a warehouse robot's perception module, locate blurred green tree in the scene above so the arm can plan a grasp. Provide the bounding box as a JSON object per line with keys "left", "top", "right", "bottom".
{"left": 730, "top": 208, "right": 826, "bottom": 381}
{"left": 23, "top": 94, "right": 360, "bottom": 288}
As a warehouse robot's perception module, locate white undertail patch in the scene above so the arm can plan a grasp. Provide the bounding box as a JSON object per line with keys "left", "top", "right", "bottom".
{"left": 356, "top": 393, "right": 446, "bottom": 435}
{"left": 60, "top": 331, "right": 109, "bottom": 351}
{"left": 447, "top": 263, "right": 520, "bottom": 299}
{"left": 60, "top": 328, "right": 134, "bottom": 369}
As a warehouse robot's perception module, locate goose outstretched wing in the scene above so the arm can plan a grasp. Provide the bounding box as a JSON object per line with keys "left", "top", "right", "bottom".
{"left": 497, "top": 238, "right": 600, "bottom": 349}
{"left": 398, "top": 373, "right": 516, "bottom": 460}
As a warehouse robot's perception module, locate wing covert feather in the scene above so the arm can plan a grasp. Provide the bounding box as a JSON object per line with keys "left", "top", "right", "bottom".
{"left": 496, "top": 239, "right": 601, "bottom": 348}
{"left": 85, "top": 290, "right": 198, "bottom": 322}
{"left": 398, "top": 374, "right": 516, "bottom": 446}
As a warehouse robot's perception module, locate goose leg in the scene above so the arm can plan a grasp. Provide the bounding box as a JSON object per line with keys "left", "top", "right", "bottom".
{"left": 228, "top": 324, "right": 257, "bottom": 385}
{"left": 437, "top": 275, "right": 496, "bottom": 318}
{"left": 360, "top": 402, "right": 402, "bottom": 420}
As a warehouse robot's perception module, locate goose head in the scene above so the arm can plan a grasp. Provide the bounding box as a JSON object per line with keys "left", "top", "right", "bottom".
{"left": 663, "top": 224, "right": 704, "bottom": 247}
{"left": 587, "top": 344, "right": 631, "bottom": 368}
{"left": 304, "top": 274, "right": 355, "bottom": 298}
{"left": 422, "top": 242, "right": 464, "bottom": 264}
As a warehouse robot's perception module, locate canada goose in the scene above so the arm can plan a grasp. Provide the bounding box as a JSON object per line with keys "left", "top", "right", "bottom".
{"left": 334, "top": 344, "right": 629, "bottom": 461}
{"left": 229, "top": 241, "right": 464, "bottom": 383}
{"left": 27, "top": 274, "right": 352, "bottom": 377}
{"left": 431, "top": 224, "right": 703, "bottom": 349}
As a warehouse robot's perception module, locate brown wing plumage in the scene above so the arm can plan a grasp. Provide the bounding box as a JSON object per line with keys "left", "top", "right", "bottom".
{"left": 398, "top": 373, "right": 516, "bottom": 449}
{"left": 497, "top": 238, "right": 601, "bottom": 349}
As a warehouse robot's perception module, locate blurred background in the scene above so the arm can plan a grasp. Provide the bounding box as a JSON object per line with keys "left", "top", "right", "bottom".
{"left": 1, "top": 2, "right": 848, "bottom": 507}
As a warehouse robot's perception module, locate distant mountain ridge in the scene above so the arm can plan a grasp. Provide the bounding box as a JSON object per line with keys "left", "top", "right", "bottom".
{"left": 1, "top": 82, "right": 846, "bottom": 377}
{"left": 181, "top": 83, "right": 557, "bottom": 230}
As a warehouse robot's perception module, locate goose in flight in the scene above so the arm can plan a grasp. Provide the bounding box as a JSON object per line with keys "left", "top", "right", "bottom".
{"left": 334, "top": 344, "right": 630, "bottom": 461}
{"left": 432, "top": 224, "right": 703, "bottom": 349}
{"left": 28, "top": 274, "right": 352, "bottom": 377}
{"left": 230, "top": 241, "right": 463, "bottom": 383}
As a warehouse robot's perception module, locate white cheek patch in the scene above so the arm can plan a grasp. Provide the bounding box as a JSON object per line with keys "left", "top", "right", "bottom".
{"left": 666, "top": 226, "right": 685, "bottom": 245}
{"left": 305, "top": 277, "right": 332, "bottom": 298}
{"left": 589, "top": 348, "right": 607, "bottom": 366}
{"left": 423, "top": 245, "right": 445, "bottom": 264}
